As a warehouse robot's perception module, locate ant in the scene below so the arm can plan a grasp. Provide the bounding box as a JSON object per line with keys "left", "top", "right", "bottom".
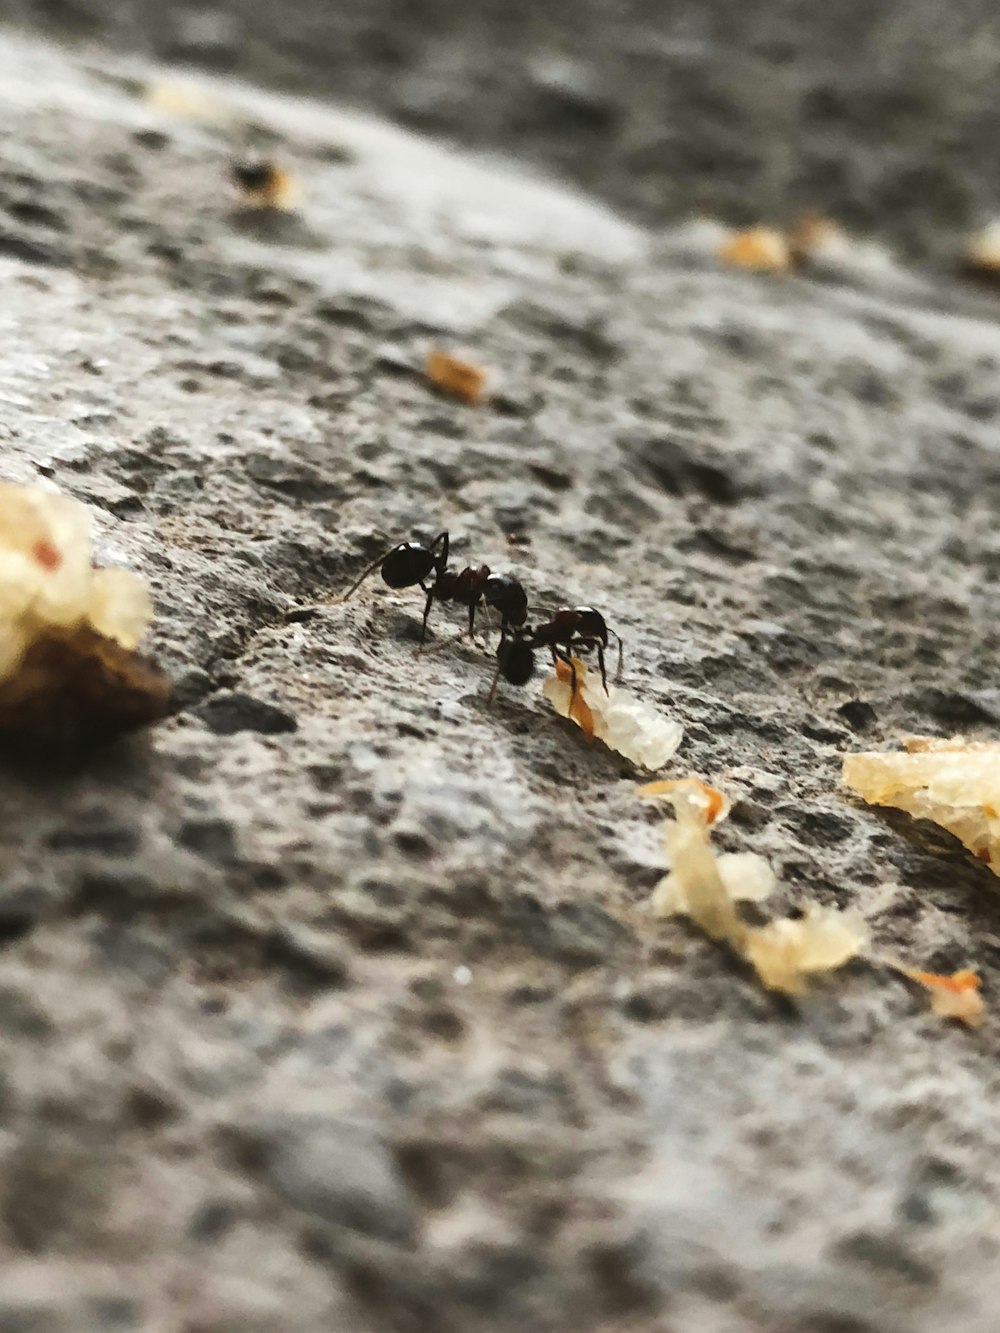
{"left": 489, "top": 606, "right": 624, "bottom": 703}
{"left": 336, "top": 531, "right": 529, "bottom": 645}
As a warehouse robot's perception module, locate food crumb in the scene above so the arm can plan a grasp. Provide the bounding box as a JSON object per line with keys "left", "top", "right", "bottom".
{"left": 543, "top": 658, "right": 683, "bottom": 770}
{"left": 426, "top": 350, "right": 489, "bottom": 405}
{"left": 718, "top": 226, "right": 790, "bottom": 273}
{"left": 144, "top": 80, "right": 232, "bottom": 123}
{"left": 843, "top": 738, "right": 1000, "bottom": 878}
{"left": 0, "top": 482, "right": 169, "bottom": 746}
{"left": 899, "top": 966, "right": 985, "bottom": 1028}
{"left": 640, "top": 777, "right": 867, "bottom": 994}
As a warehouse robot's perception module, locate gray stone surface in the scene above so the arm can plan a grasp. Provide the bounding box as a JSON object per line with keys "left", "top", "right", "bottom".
{"left": 1, "top": 26, "right": 1000, "bottom": 1333}
{"left": 11, "top": 0, "right": 1000, "bottom": 258}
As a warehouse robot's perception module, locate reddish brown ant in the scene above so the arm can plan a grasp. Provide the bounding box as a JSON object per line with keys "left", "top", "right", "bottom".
{"left": 489, "top": 606, "right": 624, "bottom": 702}
{"left": 336, "top": 531, "right": 528, "bottom": 645}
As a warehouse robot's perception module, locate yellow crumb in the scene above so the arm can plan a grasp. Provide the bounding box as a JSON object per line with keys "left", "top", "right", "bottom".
{"left": 719, "top": 226, "right": 790, "bottom": 273}
{"left": 426, "top": 350, "right": 489, "bottom": 405}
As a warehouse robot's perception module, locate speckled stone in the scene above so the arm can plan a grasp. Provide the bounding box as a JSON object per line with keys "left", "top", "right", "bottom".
{"left": 1, "top": 27, "right": 1000, "bottom": 1333}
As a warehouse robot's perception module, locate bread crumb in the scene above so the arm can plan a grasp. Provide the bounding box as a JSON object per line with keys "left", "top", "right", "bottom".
{"left": 543, "top": 658, "right": 683, "bottom": 770}
{"left": 843, "top": 738, "right": 1000, "bottom": 877}
{"left": 0, "top": 482, "right": 168, "bottom": 744}
{"left": 718, "top": 227, "right": 790, "bottom": 273}
{"left": 144, "top": 81, "right": 233, "bottom": 124}
{"left": 426, "top": 350, "right": 489, "bottom": 405}
{"left": 894, "top": 965, "right": 985, "bottom": 1028}
{"left": 640, "top": 777, "right": 867, "bottom": 994}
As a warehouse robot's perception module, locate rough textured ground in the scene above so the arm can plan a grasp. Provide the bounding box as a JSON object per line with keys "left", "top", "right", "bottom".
{"left": 2, "top": 25, "right": 1000, "bottom": 1333}
{"left": 10, "top": 0, "right": 1000, "bottom": 258}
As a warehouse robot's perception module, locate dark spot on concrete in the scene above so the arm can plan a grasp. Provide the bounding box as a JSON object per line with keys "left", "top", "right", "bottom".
{"left": 175, "top": 818, "right": 238, "bottom": 861}
{"left": 263, "top": 923, "right": 349, "bottom": 989}
{"left": 837, "top": 699, "right": 878, "bottom": 731}
{"left": 46, "top": 823, "right": 140, "bottom": 856}
{"left": 195, "top": 692, "right": 298, "bottom": 735}
{"left": 635, "top": 435, "right": 742, "bottom": 504}
{"left": 833, "top": 1230, "right": 937, "bottom": 1285}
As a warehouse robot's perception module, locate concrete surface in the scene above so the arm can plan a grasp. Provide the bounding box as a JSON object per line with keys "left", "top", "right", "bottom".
{"left": 1, "top": 26, "right": 1000, "bottom": 1333}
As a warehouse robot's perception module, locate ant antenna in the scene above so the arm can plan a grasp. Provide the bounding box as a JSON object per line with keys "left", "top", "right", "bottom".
{"left": 325, "top": 548, "right": 396, "bottom": 605}
{"left": 283, "top": 554, "right": 387, "bottom": 618}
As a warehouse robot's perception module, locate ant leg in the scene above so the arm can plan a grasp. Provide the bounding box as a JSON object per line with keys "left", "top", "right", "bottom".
{"left": 552, "top": 646, "right": 578, "bottom": 700}
{"left": 596, "top": 643, "right": 609, "bottom": 695}
{"left": 418, "top": 586, "right": 435, "bottom": 647}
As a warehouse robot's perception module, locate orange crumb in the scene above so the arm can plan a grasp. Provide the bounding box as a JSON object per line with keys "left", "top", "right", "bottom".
{"left": 698, "top": 780, "right": 726, "bottom": 826}
{"left": 719, "top": 227, "right": 789, "bottom": 274}
{"left": 638, "top": 776, "right": 726, "bottom": 825}
{"left": 907, "top": 968, "right": 981, "bottom": 993}
{"left": 31, "top": 539, "right": 62, "bottom": 572}
{"left": 900, "top": 966, "right": 985, "bottom": 1028}
{"left": 426, "top": 350, "right": 488, "bottom": 405}
{"left": 555, "top": 658, "right": 595, "bottom": 740}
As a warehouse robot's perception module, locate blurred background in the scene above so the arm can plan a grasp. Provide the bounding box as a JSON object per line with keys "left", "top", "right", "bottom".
{"left": 3, "top": 0, "right": 1000, "bottom": 259}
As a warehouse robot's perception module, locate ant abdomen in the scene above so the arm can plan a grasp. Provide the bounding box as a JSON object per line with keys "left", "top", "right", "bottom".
{"left": 498, "top": 638, "right": 535, "bottom": 686}
{"left": 380, "top": 542, "right": 438, "bottom": 589}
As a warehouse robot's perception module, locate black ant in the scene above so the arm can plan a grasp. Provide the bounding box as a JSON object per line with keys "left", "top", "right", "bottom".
{"left": 489, "top": 606, "right": 624, "bottom": 702}
{"left": 336, "top": 531, "right": 529, "bottom": 645}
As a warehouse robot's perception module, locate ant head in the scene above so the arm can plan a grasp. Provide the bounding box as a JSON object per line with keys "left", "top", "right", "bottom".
{"left": 497, "top": 637, "right": 535, "bottom": 686}
{"left": 484, "top": 575, "right": 528, "bottom": 625}
{"left": 573, "top": 606, "right": 608, "bottom": 642}
{"left": 380, "top": 542, "right": 437, "bottom": 589}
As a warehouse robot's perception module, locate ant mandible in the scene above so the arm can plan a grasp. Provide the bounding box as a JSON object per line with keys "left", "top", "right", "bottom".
{"left": 336, "top": 531, "right": 529, "bottom": 645}
{"left": 489, "top": 606, "right": 624, "bottom": 702}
